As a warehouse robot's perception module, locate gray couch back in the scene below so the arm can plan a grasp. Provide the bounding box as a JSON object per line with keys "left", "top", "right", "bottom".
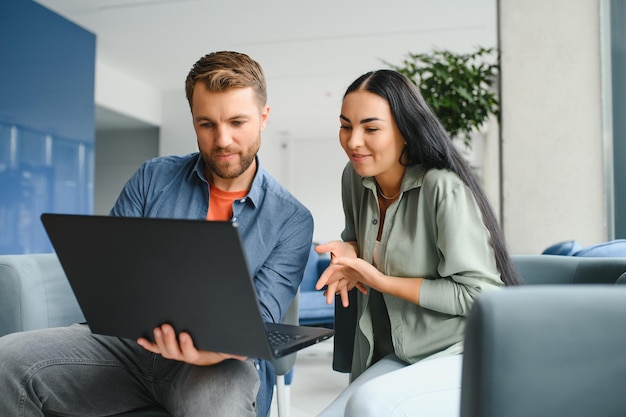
{"left": 0, "top": 253, "right": 84, "bottom": 337}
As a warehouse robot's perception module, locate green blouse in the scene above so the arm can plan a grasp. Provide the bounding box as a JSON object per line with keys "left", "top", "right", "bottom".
{"left": 340, "top": 162, "right": 503, "bottom": 379}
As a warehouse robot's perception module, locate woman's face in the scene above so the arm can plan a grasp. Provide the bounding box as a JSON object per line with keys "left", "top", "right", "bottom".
{"left": 339, "top": 90, "right": 406, "bottom": 180}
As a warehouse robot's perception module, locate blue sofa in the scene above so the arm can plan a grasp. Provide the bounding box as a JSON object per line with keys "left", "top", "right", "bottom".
{"left": 298, "top": 245, "right": 333, "bottom": 327}
{"left": 542, "top": 239, "right": 626, "bottom": 257}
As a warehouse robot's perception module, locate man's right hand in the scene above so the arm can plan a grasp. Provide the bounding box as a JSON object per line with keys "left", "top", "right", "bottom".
{"left": 137, "top": 324, "right": 247, "bottom": 366}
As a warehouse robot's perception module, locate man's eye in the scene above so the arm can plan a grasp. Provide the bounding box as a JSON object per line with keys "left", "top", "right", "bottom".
{"left": 232, "top": 120, "right": 244, "bottom": 127}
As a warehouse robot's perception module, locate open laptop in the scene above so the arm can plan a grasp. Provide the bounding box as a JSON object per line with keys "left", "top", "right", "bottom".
{"left": 40, "top": 213, "right": 334, "bottom": 361}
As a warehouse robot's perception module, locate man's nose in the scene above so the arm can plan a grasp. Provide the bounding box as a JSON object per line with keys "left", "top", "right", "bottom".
{"left": 214, "top": 126, "right": 233, "bottom": 148}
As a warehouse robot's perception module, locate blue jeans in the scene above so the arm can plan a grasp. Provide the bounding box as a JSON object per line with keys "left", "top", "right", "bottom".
{"left": 0, "top": 324, "right": 259, "bottom": 417}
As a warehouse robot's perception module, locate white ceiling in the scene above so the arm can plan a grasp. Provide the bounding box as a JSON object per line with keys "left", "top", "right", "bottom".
{"left": 35, "top": 0, "right": 498, "bottom": 133}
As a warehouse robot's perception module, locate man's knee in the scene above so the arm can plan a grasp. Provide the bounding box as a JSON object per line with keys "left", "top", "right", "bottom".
{"left": 0, "top": 331, "right": 39, "bottom": 376}
{"left": 175, "top": 359, "right": 259, "bottom": 417}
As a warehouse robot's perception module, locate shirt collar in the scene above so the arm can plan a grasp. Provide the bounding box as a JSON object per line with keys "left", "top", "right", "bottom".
{"left": 361, "top": 163, "right": 427, "bottom": 193}
{"left": 190, "top": 152, "right": 263, "bottom": 208}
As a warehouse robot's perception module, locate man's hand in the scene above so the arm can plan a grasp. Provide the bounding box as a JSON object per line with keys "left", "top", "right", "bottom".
{"left": 137, "top": 324, "right": 247, "bottom": 366}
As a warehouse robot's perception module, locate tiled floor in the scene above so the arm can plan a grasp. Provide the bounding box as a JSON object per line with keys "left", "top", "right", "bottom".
{"left": 269, "top": 338, "right": 349, "bottom": 417}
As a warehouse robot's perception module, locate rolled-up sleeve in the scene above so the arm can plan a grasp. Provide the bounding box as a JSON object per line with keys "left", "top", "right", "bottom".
{"left": 419, "top": 177, "right": 502, "bottom": 316}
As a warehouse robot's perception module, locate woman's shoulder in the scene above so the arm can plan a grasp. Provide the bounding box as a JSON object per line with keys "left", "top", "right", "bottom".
{"left": 421, "top": 167, "right": 464, "bottom": 191}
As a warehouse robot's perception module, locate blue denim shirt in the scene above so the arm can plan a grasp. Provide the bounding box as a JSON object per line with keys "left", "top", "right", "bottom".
{"left": 110, "top": 152, "right": 314, "bottom": 417}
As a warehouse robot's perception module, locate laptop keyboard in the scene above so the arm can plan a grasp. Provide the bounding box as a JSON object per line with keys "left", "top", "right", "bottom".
{"left": 266, "top": 329, "right": 306, "bottom": 348}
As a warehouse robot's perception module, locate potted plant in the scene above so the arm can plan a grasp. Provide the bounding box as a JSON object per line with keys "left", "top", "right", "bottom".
{"left": 383, "top": 46, "right": 499, "bottom": 148}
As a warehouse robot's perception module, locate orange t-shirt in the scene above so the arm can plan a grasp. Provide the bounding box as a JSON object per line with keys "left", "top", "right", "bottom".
{"left": 206, "top": 182, "right": 248, "bottom": 221}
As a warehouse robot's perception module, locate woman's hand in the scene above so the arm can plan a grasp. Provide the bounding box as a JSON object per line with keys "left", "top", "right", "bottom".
{"left": 137, "top": 324, "right": 247, "bottom": 365}
{"left": 315, "top": 241, "right": 370, "bottom": 307}
{"left": 315, "top": 240, "right": 358, "bottom": 259}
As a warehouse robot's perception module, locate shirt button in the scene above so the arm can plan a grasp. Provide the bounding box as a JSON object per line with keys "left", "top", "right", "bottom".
{"left": 240, "top": 198, "right": 246, "bottom": 203}
{"left": 232, "top": 217, "right": 237, "bottom": 222}
{"left": 372, "top": 219, "right": 378, "bottom": 225}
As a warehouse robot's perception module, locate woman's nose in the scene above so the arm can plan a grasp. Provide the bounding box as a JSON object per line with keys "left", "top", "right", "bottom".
{"left": 346, "top": 130, "right": 364, "bottom": 148}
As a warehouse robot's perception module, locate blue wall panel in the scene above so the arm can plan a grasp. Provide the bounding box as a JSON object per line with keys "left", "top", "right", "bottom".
{"left": 0, "top": 1, "right": 95, "bottom": 254}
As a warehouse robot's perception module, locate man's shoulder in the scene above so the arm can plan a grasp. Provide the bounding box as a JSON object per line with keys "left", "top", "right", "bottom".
{"left": 256, "top": 168, "right": 311, "bottom": 218}
{"left": 141, "top": 152, "right": 199, "bottom": 171}
{"left": 136, "top": 153, "right": 200, "bottom": 183}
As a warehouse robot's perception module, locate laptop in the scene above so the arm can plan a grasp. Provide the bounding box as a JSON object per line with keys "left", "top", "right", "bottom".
{"left": 40, "top": 213, "right": 334, "bottom": 361}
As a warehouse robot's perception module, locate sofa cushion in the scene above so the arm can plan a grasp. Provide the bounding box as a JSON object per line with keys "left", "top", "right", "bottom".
{"left": 541, "top": 240, "right": 581, "bottom": 256}
{"left": 573, "top": 239, "right": 626, "bottom": 257}
{"left": 298, "top": 292, "right": 334, "bottom": 326}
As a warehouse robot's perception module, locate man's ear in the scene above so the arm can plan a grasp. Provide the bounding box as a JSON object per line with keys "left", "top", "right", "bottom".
{"left": 260, "top": 105, "right": 270, "bottom": 130}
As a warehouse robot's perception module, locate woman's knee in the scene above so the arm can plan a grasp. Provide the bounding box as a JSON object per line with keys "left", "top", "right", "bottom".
{"left": 344, "top": 381, "right": 389, "bottom": 417}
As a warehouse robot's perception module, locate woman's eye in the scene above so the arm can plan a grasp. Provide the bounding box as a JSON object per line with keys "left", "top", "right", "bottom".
{"left": 365, "top": 127, "right": 379, "bottom": 133}
{"left": 340, "top": 125, "right": 352, "bottom": 131}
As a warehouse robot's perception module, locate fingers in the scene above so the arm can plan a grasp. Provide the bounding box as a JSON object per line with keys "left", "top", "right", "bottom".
{"left": 356, "top": 282, "right": 369, "bottom": 294}
{"left": 137, "top": 327, "right": 245, "bottom": 366}
{"left": 339, "top": 287, "right": 351, "bottom": 308}
{"left": 323, "top": 279, "right": 364, "bottom": 306}
{"left": 154, "top": 324, "right": 184, "bottom": 359}
{"left": 314, "top": 242, "right": 330, "bottom": 255}
{"left": 314, "top": 240, "right": 339, "bottom": 255}
{"left": 224, "top": 352, "right": 248, "bottom": 361}
{"left": 137, "top": 324, "right": 185, "bottom": 360}
{"left": 315, "top": 267, "right": 332, "bottom": 290}
{"left": 325, "top": 281, "right": 339, "bottom": 305}
{"left": 136, "top": 337, "right": 159, "bottom": 353}
{"left": 178, "top": 332, "right": 200, "bottom": 361}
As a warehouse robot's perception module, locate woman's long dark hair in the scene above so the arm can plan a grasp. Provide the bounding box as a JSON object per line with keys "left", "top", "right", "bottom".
{"left": 345, "top": 70, "right": 520, "bottom": 286}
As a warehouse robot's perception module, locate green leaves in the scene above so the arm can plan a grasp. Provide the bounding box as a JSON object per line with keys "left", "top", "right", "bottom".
{"left": 383, "top": 47, "right": 499, "bottom": 147}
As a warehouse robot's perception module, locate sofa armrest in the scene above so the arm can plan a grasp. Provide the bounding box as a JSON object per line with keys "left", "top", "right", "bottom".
{"left": 461, "top": 286, "right": 626, "bottom": 417}
{"left": 0, "top": 253, "right": 84, "bottom": 337}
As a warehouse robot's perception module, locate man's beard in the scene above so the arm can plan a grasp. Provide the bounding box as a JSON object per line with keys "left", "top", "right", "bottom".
{"left": 204, "top": 138, "right": 260, "bottom": 179}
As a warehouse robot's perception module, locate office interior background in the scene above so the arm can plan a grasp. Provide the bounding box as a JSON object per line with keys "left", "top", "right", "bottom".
{"left": 0, "top": 0, "right": 624, "bottom": 256}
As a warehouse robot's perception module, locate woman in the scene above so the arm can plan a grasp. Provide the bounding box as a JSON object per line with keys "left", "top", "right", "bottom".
{"left": 315, "top": 70, "right": 519, "bottom": 417}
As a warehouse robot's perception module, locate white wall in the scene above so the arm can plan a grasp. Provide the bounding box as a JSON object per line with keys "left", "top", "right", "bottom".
{"left": 97, "top": 1, "right": 614, "bottom": 253}
{"left": 94, "top": 127, "right": 159, "bottom": 215}
{"left": 499, "top": 0, "right": 608, "bottom": 253}
{"left": 95, "top": 61, "right": 162, "bottom": 127}
{"left": 159, "top": 90, "right": 196, "bottom": 157}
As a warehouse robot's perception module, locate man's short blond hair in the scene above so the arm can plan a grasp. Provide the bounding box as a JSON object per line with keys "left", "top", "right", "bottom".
{"left": 185, "top": 51, "right": 267, "bottom": 109}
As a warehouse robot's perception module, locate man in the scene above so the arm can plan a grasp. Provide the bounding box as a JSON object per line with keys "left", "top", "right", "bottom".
{"left": 0, "top": 51, "right": 314, "bottom": 417}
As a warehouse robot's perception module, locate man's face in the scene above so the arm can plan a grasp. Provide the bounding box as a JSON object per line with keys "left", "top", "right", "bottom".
{"left": 191, "top": 84, "right": 269, "bottom": 186}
